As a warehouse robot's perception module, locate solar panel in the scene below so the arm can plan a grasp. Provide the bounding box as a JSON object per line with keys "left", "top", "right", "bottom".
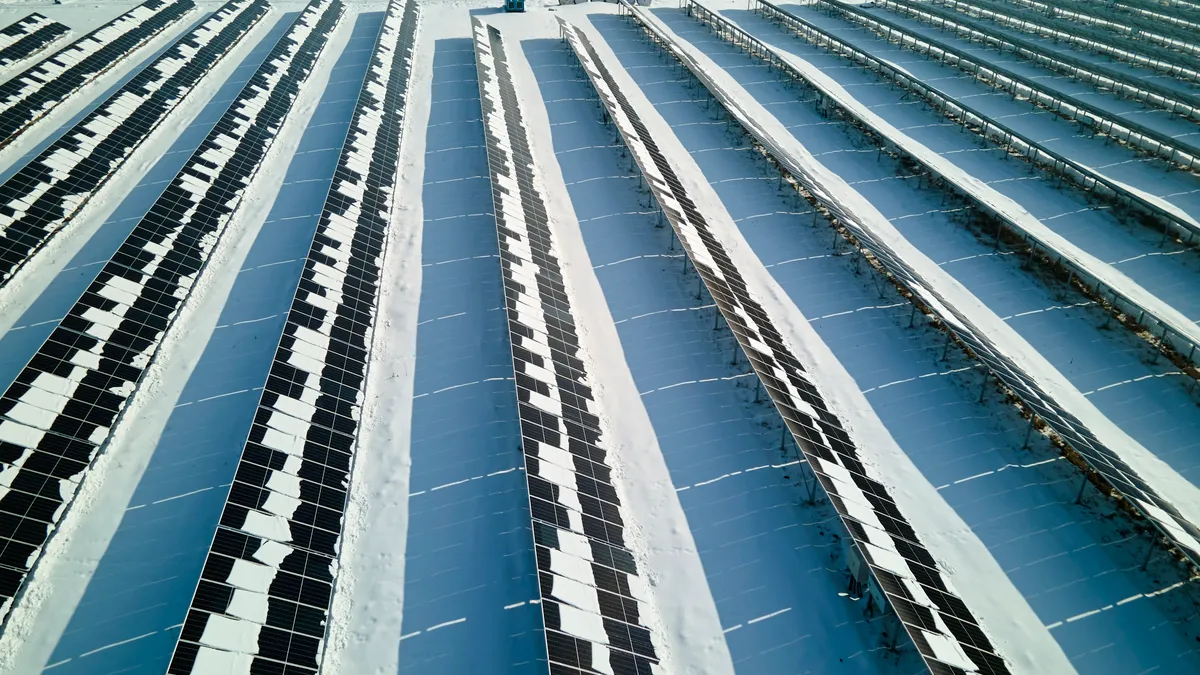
{"left": 878, "top": 0, "right": 1200, "bottom": 122}
{"left": 0, "top": 0, "right": 345, "bottom": 630}
{"left": 474, "top": 18, "right": 663, "bottom": 675}
{"left": 0, "top": 0, "right": 195, "bottom": 152}
{"left": 0, "top": 0, "right": 270, "bottom": 291}
{"left": 1011, "top": 0, "right": 1200, "bottom": 56}
{"left": 166, "top": 1, "right": 419, "bottom": 672}
{"left": 797, "top": 0, "right": 1200, "bottom": 172}
{"left": 0, "top": 14, "right": 70, "bottom": 72}
{"left": 699, "top": 0, "right": 1200, "bottom": 573}
{"left": 932, "top": 0, "right": 1200, "bottom": 83}
{"left": 559, "top": 18, "right": 1009, "bottom": 675}
{"left": 734, "top": 0, "right": 1200, "bottom": 360}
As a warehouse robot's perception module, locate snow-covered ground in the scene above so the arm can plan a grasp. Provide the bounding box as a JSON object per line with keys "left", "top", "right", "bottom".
{"left": 710, "top": 5, "right": 1200, "bottom": 334}
{"left": 525, "top": 18, "right": 897, "bottom": 674}
{"left": 674, "top": 2, "right": 1200, "bottom": 496}
{"left": 384, "top": 20, "right": 546, "bottom": 675}
{"left": 1, "top": 0, "right": 1199, "bottom": 673}
{"left": 588, "top": 7, "right": 1200, "bottom": 673}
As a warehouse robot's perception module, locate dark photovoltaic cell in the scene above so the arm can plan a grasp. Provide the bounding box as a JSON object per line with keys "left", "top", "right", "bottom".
{"left": 560, "top": 18, "right": 1009, "bottom": 675}
{"left": 0, "top": 0, "right": 343, "bottom": 630}
{"left": 729, "top": 0, "right": 1200, "bottom": 572}
{"left": 0, "top": 0, "right": 193, "bottom": 152}
{"left": 167, "top": 1, "right": 418, "bottom": 672}
{"left": 0, "top": 14, "right": 70, "bottom": 72}
{"left": 0, "top": 0, "right": 270, "bottom": 291}
{"left": 475, "top": 19, "right": 662, "bottom": 675}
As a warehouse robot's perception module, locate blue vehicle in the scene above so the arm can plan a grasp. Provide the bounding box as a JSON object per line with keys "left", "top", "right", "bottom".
{"left": 505, "top": 0, "right": 525, "bottom": 11}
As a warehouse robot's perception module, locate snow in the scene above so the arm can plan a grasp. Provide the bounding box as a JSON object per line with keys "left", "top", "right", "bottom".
{"left": 701, "top": 3, "right": 1200, "bottom": 460}
{"left": 528, "top": 20, "right": 915, "bottom": 673}
{"left": 774, "top": 2, "right": 1200, "bottom": 240}
{"left": 587, "top": 4, "right": 1200, "bottom": 673}
{"left": 935, "top": 0, "right": 1200, "bottom": 98}
{"left": 0, "top": 0, "right": 1195, "bottom": 673}
{"left": 0, "top": 5, "right": 366, "bottom": 672}
{"left": 495, "top": 9, "right": 733, "bottom": 672}
{"left": 327, "top": 4, "right": 544, "bottom": 674}
{"left": 860, "top": 3, "right": 1200, "bottom": 142}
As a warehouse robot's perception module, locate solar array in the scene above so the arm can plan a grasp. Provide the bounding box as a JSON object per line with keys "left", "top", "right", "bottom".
{"left": 1008, "top": 0, "right": 1200, "bottom": 58}
{"left": 166, "top": 0, "right": 418, "bottom": 671}
{"left": 0, "top": 0, "right": 271, "bottom": 291}
{"left": 0, "top": 0, "right": 342, "bottom": 630}
{"left": 745, "top": 0, "right": 1200, "bottom": 359}
{"left": 0, "top": 14, "right": 70, "bottom": 72}
{"left": 1115, "top": 0, "right": 1200, "bottom": 29}
{"left": 474, "top": 18, "right": 663, "bottom": 675}
{"left": 926, "top": 0, "right": 1200, "bottom": 84}
{"left": 689, "top": 0, "right": 1200, "bottom": 576}
{"left": 0, "top": 0, "right": 195, "bottom": 152}
{"left": 799, "top": 0, "right": 1200, "bottom": 172}
{"left": 559, "top": 18, "right": 1010, "bottom": 675}
{"left": 877, "top": 0, "right": 1200, "bottom": 123}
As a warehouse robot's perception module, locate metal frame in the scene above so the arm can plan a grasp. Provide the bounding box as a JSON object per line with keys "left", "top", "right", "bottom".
{"left": 564, "top": 13, "right": 1014, "bottom": 674}
{"left": 674, "top": 0, "right": 1200, "bottom": 585}
{"left": 741, "top": 0, "right": 1200, "bottom": 369}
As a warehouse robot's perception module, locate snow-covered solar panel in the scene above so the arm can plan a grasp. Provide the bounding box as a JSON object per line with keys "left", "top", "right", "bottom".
{"left": 0, "top": 0, "right": 343, "bottom": 630}
{"left": 935, "top": 0, "right": 1200, "bottom": 81}
{"left": 166, "top": 1, "right": 418, "bottom": 672}
{"left": 0, "top": 0, "right": 270, "bottom": 291}
{"left": 740, "top": 0, "right": 1200, "bottom": 570}
{"left": 1008, "top": 0, "right": 1200, "bottom": 57}
{"left": 876, "top": 0, "right": 1200, "bottom": 121}
{"left": 474, "top": 19, "right": 664, "bottom": 675}
{"left": 0, "top": 0, "right": 194, "bottom": 152}
{"left": 560, "top": 18, "right": 1010, "bottom": 675}
{"left": 0, "top": 14, "right": 70, "bottom": 72}
{"left": 739, "top": 0, "right": 1200, "bottom": 353}
{"left": 798, "top": 0, "right": 1200, "bottom": 172}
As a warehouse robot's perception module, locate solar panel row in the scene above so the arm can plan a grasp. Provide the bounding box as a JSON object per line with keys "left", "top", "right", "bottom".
{"left": 1116, "top": 0, "right": 1200, "bottom": 28}
{"left": 736, "top": 0, "right": 1200, "bottom": 354}
{"left": 1010, "top": 0, "right": 1200, "bottom": 56}
{"left": 560, "top": 18, "right": 1009, "bottom": 675}
{"left": 0, "top": 14, "right": 70, "bottom": 72}
{"left": 167, "top": 1, "right": 418, "bottom": 672}
{"left": 729, "top": 1, "right": 1200, "bottom": 571}
{"left": 797, "top": 0, "right": 1200, "bottom": 172}
{"left": 474, "top": 18, "right": 662, "bottom": 675}
{"left": 0, "top": 0, "right": 195, "bottom": 152}
{"left": 0, "top": 0, "right": 271, "bottom": 291}
{"left": 877, "top": 0, "right": 1200, "bottom": 122}
{"left": 928, "top": 0, "right": 1200, "bottom": 84}
{"left": 0, "top": 0, "right": 342, "bottom": 631}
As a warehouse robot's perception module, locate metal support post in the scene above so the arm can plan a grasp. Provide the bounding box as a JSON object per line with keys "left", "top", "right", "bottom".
{"left": 941, "top": 331, "right": 952, "bottom": 361}
{"left": 1023, "top": 415, "right": 1035, "bottom": 449}
{"left": 1141, "top": 537, "right": 1157, "bottom": 571}
{"left": 1074, "top": 472, "right": 1089, "bottom": 504}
